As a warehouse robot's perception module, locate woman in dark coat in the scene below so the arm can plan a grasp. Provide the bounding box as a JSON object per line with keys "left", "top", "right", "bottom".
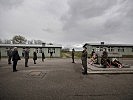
{"left": 72, "top": 48, "right": 75, "bottom": 63}
{"left": 101, "top": 48, "right": 108, "bottom": 68}
{"left": 42, "top": 51, "right": 45, "bottom": 62}
{"left": 33, "top": 50, "right": 37, "bottom": 64}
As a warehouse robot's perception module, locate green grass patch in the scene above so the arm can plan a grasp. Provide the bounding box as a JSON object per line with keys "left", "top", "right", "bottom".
{"left": 61, "top": 51, "right": 82, "bottom": 59}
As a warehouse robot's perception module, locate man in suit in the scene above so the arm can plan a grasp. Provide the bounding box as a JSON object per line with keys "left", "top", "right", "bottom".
{"left": 81, "top": 46, "right": 88, "bottom": 75}
{"left": 7, "top": 48, "right": 12, "bottom": 64}
{"left": 42, "top": 51, "right": 45, "bottom": 62}
{"left": 33, "top": 49, "right": 37, "bottom": 64}
{"left": 12, "top": 47, "right": 20, "bottom": 72}
{"left": 91, "top": 49, "right": 95, "bottom": 58}
{"left": 101, "top": 48, "right": 108, "bottom": 68}
{"left": 72, "top": 48, "right": 75, "bottom": 63}
{"left": 24, "top": 48, "right": 29, "bottom": 67}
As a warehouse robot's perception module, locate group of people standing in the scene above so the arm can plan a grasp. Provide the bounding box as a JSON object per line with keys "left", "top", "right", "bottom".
{"left": 7, "top": 47, "right": 45, "bottom": 72}
{"left": 24, "top": 48, "right": 38, "bottom": 67}
{"left": 89, "top": 48, "right": 123, "bottom": 68}
{"left": 71, "top": 47, "right": 123, "bottom": 75}
{"left": 6, "top": 46, "right": 123, "bottom": 73}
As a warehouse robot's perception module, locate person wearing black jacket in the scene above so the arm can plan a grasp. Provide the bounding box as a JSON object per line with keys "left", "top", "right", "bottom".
{"left": 25, "top": 48, "right": 29, "bottom": 67}
{"left": 42, "top": 51, "right": 45, "bottom": 62}
{"left": 81, "top": 46, "right": 88, "bottom": 75}
{"left": 33, "top": 49, "right": 37, "bottom": 64}
{"left": 72, "top": 48, "right": 75, "bottom": 63}
{"left": 12, "top": 47, "right": 20, "bottom": 72}
{"left": 101, "top": 48, "right": 108, "bottom": 68}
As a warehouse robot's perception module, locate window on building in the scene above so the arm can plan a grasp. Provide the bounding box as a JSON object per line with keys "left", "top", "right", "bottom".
{"left": 53, "top": 48, "right": 55, "bottom": 53}
{"left": 39, "top": 48, "right": 42, "bottom": 53}
{"left": 36, "top": 48, "right": 38, "bottom": 53}
{"left": 96, "top": 47, "right": 100, "bottom": 52}
{"left": 108, "top": 47, "right": 111, "bottom": 52}
{"left": 48, "top": 48, "right": 55, "bottom": 53}
{"left": 48, "top": 48, "right": 50, "bottom": 53}
{"left": 100, "top": 47, "right": 103, "bottom": 51}
{"left": 118, "top": 47, "right": 124, "bottom": 52}
{"left": 111, "top": 47, "right": 114, "bottom": 52}
{"left": 122, "top": 48, "right": 124, "bottom": 52}
{"left": 108, "top": 47, "right": 114, "bottom": 52}
{"left": 118, "top": 48, "right": 120, "bottom": 52}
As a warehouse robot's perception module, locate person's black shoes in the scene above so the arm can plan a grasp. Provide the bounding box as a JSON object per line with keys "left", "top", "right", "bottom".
{"left": 13, "top": 70, "right": 18, "bottom": 72}
{"left": 82, "top": 72, "right": 88, "bottom": 75}
{"left": 25, "top": 66, "right": 29, "bottom": 67}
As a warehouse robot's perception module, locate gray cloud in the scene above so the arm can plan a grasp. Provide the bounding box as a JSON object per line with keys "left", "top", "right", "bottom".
{"left": 62, "top": 0, "right": 133, "bottom": 44}
{"left": 0, "top": 0, "right": 68, "bottom": 42}
{"left": 0, "top": 0, "right": 133, "bottom": 49}
{"left": 68, "top": 0, "right": 116, "bottom": 19}
{"left": 0, "top": 0, "right": 24, "bottom": 11}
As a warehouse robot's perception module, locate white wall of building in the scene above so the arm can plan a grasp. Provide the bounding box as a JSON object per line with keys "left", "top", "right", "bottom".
{"left": 0, "top": 47, "right": 61, "bottom": 58}
{"left": 85, "top": 44, "right": 133, "bottom": 57}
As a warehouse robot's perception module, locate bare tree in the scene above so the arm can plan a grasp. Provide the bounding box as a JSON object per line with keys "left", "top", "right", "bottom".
{"left": 34, "top": 40, "right": 43, "bottom": 44}
{"left": 12, "top": 35, "right": 27, "bottom": 44}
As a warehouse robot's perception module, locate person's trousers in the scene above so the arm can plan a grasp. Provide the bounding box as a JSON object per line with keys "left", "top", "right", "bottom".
{"left": 34, "top": 60, "right": 36, "bottom": 64}
{"left": 84, "top": 67, "right": 87, "bottom": 74}
{"left": 8, "top": 56, "right": 12, "bottom": 64}
{"left": 42, "top": 58, "right": 44, "bottom": 62}
{"left": 25, "top": 58, "right": 28, "bottom": 67}
{"left": 82, "top": 60, "right": 87, "bottom": 74}
{"left": 72, "top": 58, "right": 74, "bottom": 63}
{"left": 13, "top": 61, "right": 17, "bottom": 71}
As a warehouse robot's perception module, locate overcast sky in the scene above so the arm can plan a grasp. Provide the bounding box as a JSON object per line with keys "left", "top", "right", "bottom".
{"left": 0, "top": 0, "right": 133, "bottom": 49}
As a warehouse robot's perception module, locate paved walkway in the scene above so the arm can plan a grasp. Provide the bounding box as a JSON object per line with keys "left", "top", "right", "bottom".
{"left": 0, "top": 58, "right": 133, "bottom": 100}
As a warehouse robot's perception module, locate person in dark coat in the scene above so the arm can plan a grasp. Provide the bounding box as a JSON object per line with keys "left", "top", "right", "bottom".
{"left": 72, "top": 48, "right": 75, "bottom": 63}
{"left": 81, "top": 46, "right": 88, "bottom": 75}
{"left": 12, "top": 47, "right": 20, "bottom": 72}
{"left": 101, "top": 48, "right": 108, "bottom": 68}
{"left": 91, "top": 49, "right": 95, "bottom": 58}
{"left": 33, "top": 49, "right": 37, "bottom": 64}
{"left": 7, "top": 48, "right": 12, "bottom": 64}
{"left": 50, "top": 51, "right": 53, "bottom": 58}
{"left": 42, "top": 51, "right": 45, "bottom": 62}
{"left": 24, "top": 48, "right": 29, "bottom": 67}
